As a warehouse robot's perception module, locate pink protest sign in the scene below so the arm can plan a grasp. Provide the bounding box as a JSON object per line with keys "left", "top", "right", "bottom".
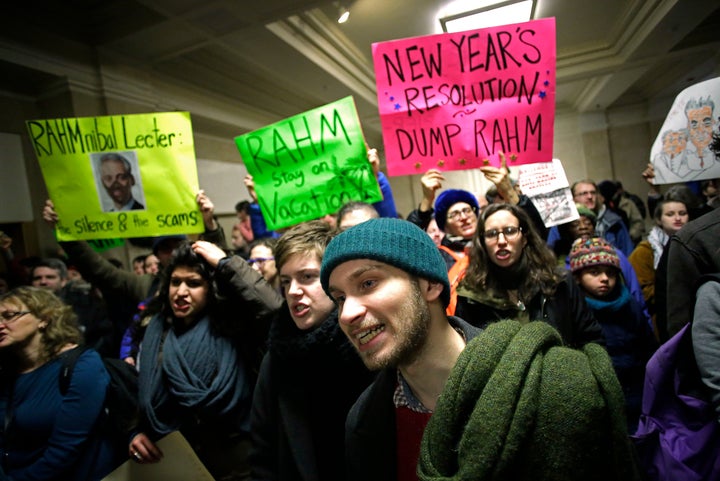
{"left": 373, "top": 18, "right": 556, "bottom": 176}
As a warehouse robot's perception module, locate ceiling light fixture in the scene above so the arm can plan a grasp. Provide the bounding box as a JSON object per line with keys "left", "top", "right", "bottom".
{"left": 439, "top": 0, "right": 536, "bottom": 33}
{"left": 337, "top": 4, "right": 350, "bottom": 23}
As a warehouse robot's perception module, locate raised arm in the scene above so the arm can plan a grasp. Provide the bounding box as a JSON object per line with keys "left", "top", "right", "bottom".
{"left": 480, "top": 151, "right": 520, "bottom": 205}
{"left": 367, "top": 148, "right": 398, "bottom": 219}
{"left": 42, "top": 200, "right": 150, "bottom": 303}
{"left": 407, "top": 169, "right": 445, "bottom": 230}
{"left": 192, "top": 240, "right": 283, "bottom": 322}
{"left": 196, "top": 190, "right": 228, "bottom": 248}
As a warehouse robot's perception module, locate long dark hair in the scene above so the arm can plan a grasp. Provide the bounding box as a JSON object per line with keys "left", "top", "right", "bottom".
{"left": 145, "top": 241, "right": 219, "bottom": 323}
{"left": 462, "top": 204, "right": 562, "bottom": 297}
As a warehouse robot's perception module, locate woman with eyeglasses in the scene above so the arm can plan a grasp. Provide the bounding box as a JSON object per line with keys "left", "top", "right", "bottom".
{"left": 247, "top": 238, "right": 278, "bottom": 290}
{"left": 0, "top": 287, "right": 122, "bottom": 481}
{"left": 455, "top": 204, "right": 604, "bottom": 348}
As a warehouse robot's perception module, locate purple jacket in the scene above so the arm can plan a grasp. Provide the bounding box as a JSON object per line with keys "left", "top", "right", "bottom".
{"left": 632, "top": 323, "right": 720, "bottom": 481}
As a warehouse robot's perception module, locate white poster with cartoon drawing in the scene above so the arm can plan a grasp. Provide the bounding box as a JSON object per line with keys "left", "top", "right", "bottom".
{"left": 650, "top": 77, "right": 720, "bottom": 184}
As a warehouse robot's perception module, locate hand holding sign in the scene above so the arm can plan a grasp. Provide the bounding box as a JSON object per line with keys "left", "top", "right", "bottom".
{"left": 641, "top": 163, "right": 656, "bottom": 186}
{"left": 420, "top": 169, "right": 446, "bottom": 211}
{"left": 480, "top": 151, "right": 519, "bottom": 204}
{"left": 366, "top": 148, "right": 381, "bottom": 176}
{"left": 42, "top": 199, "right": 59, "bottom": 229}
{"left": 243, "top": 175, "right": 258, "bottom": 203}
{"left": 195, "top": 190, "right": 217, "bottom": 231}
{"left": 129, "top": 432, "right": 163, "bottom": 464}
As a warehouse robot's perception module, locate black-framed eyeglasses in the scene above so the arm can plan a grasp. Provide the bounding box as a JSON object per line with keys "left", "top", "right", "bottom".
{"left": 482, "top": 226, "right": 523, "bottom": 241}
{"left": 447, "top": 207, "right": 475, "bottom": 220}
{"left": 0, "top": 311, "right": 31, "bottom": 324}
{"left": 248, "top": 257, "right": 274, "bottom": 266}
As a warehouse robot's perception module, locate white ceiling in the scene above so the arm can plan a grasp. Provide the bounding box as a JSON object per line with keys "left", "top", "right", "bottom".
{"left": 2, "top": 0, "right": 720, "bottom": 145}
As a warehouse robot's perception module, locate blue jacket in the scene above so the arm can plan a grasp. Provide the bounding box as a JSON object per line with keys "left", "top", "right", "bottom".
{"left": 0, "top": 349, "right": 121, "bottom": 481}
{"left": 547, "top": 208, "right": 634, "bottom": 258}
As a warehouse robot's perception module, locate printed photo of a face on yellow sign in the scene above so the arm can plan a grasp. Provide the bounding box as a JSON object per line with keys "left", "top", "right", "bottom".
{"left": 26, "top": 111, "right": 204, "bottom": 241}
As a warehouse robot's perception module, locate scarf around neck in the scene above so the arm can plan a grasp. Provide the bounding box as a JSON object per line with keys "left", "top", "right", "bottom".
{"left": 418, "top": 320, "right": 640, "bottom": 481}
{"left": 647, "top": 226, "right": 669, "bottom": 269}
{"left": 138, "top": 313, "right": 248, "bottom": 436}
{"left": 488, "top": 253, "right": 530, "bottom": 291}
{"left": 584, "top": 284, "right": 631, "bottom": 313}
{"left": 268, "top": 308, "right": 357, "bottom": 363}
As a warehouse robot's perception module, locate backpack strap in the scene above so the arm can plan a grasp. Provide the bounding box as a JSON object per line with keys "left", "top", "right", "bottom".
{"left": 59, "top": 345, "right": 90, "bottom": 396}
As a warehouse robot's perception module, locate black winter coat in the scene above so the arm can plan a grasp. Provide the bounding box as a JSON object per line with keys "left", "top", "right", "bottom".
{"left": 455, "top": 274, "right": 604, "bottom": 348}
{"left": 250, "top": 310, "right": 374, "bottom": 481}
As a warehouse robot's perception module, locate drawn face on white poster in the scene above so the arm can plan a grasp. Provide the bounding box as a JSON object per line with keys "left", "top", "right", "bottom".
{"left": 650, "top": 77, "right": 720, "bottom": 184}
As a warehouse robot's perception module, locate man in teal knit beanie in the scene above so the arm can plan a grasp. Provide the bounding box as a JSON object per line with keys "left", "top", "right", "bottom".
{"left": 321, "top": 218, "right": 480, "bottom": 481}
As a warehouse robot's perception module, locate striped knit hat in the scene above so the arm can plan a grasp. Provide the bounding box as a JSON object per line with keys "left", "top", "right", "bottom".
{"left": 320, "top": 218, "right": 450, "bottom": 307}
{"left": 568, "top": 236, "right": 620, "bottom": 273}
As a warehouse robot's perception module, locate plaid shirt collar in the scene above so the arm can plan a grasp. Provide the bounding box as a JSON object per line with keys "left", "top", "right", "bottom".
{"left": 391, "top": 326, "right": 467, "bottom": 414}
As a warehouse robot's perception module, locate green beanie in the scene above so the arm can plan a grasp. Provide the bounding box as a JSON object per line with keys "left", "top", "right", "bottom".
{"left": 575, "top": 203, "right": 597, "bottom": 224}
{"left": 320, "top": 218, "right": 450, "bottom": 307}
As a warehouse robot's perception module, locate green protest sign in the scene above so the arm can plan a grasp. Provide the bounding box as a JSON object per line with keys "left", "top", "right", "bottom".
{"left": 26, "top": 112, "right": 203, "bottom": 241}
{"left": 235, "top": 96, "right": 382, "bottom": 231}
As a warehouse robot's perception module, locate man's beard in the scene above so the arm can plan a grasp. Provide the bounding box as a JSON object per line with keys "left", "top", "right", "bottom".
{"left": 362, "top": 279, "right": 431, "bottom": 371}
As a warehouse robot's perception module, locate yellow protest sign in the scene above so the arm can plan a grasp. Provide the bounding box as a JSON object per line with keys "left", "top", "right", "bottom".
{"left": 26, "top": 112, "right": 203, "bottom": 241}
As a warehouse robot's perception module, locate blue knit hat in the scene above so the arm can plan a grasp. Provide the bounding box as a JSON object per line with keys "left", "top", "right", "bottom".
{"left": 434, "top": 189, "right": 479, "bottom": 232}
{"left": 320, "top": 218, "right": 450, "bottom": 307}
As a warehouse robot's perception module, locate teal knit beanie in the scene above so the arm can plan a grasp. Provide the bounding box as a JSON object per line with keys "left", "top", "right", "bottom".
{"left": 320, "top": 218, "right": 450, "bottom": 307}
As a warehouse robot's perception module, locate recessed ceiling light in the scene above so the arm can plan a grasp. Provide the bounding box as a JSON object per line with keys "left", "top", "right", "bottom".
{"left": 338, "top": 6, "right": 350, "bottom": 23}
{"left": 439, "top": 0, "right": 536, "bottom": 33}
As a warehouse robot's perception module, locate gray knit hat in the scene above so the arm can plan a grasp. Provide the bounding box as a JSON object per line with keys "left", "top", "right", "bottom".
{"left": 320, "top": 218, "right": 450, "bottom": 307}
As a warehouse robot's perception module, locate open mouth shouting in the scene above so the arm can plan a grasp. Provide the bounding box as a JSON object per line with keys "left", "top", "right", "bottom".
{"left": 172, "top": 299, "right": 191, "bottom": 315}
{"left": 290, "top": 302, "right": 310, "bottom": 319}
{"left": 494, "top": 249, "right": 512, "bottom": 262}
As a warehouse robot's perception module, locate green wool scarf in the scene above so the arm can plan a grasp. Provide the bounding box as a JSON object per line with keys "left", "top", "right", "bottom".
{"left": 418, "top": 321, "right": 640, "bottom": 481}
